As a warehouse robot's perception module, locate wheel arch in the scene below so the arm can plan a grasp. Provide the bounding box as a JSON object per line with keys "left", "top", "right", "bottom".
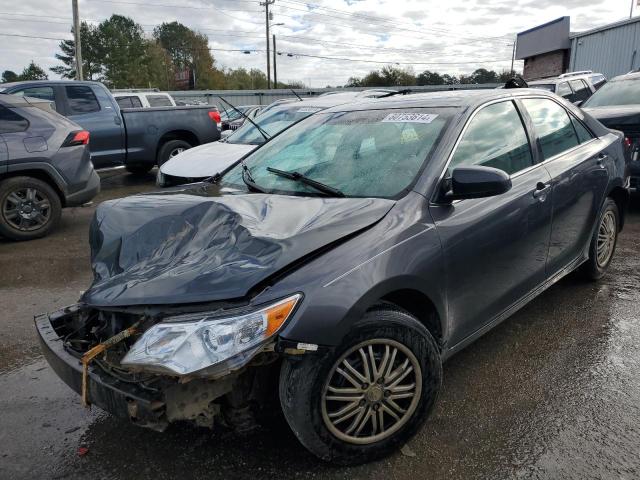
{"left": 607, "top": 185, "right": 629, "bottom": 231}
{"left": 156, "top": 130, "right": 200, "bottom": 161}
{"left": 0, "top": 168, "right": 66, "bottom": 206}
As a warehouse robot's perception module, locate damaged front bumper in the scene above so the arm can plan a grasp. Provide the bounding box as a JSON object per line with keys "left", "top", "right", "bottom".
{"left": 35, "top": 306, "right": 168, "bottom": 430}
{"left": 34, "top": 305, "right": 254, "bottom": 432}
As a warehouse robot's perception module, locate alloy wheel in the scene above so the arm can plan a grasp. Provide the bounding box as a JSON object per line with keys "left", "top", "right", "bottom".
{"left": 596, "top": 210, "right": 617, "bottom": 267}
{"left": 321, "top": 339, "right": 422, "bottom": 445}
{"left": 169, "top": 147, "right": 185, "bottom": 158}
{"left": 2, "top": 187, "right": 52, "bottom": 232}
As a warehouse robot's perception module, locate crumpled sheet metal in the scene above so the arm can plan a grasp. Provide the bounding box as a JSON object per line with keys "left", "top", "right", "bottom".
{"left": 82, "top": 189, "right": 394, "bottom": 307}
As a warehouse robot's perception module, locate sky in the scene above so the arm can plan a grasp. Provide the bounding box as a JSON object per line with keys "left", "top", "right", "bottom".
{"left": 0, "top": 0, "right": 632, "bottom": 87}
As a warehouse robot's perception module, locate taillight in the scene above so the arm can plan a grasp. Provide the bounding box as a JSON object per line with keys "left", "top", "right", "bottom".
{"left": 624, "top": 137, "right": 632, "bottom": 148}
{"left": 62, "top": 130, "right": 90, "bottom": 147}
{"left": 208, "top": 111, "right": 221, "bottom": 125}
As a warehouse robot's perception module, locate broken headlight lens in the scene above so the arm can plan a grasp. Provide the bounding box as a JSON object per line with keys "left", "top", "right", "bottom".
{"left": 121, "top": 294, "right": 300, "bottom": 376}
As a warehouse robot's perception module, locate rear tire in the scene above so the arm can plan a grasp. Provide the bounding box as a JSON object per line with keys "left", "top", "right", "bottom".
{"left": 581, "top": 197, "right": 619, "bottom": 280}
{"left": 0, "top": 176, "right": 61, "bottom": 241}
{"left": 157, "top": 140, "right": 192, "bottom": 167}
{"left": 279, "top": 306, "right": 442, "bottom": 465}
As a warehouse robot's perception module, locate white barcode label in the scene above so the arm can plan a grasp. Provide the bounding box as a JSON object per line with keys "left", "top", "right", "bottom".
{"left": 382, "top": 113, "right": 439, "bottom": 123}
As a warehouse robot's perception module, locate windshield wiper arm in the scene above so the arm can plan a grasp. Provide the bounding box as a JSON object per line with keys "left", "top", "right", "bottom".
{"left": 218, "top": 96, "right": 271, "bottom": 142}
{"left": 266, "top": 167, "right": 344, "bottom": 197}
{"left": 241, "top": 162, "right": 266, "bottom": 193}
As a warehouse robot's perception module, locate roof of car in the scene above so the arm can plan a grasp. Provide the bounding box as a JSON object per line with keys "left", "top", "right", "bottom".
{"left": 610, "top": 71, "right": 640, "bottom": 81}
{"left": 319, "top": 88, "right": 559, "bottom": 113}
{"left": 528, "top": 72, "right": 599, "bottom": 85}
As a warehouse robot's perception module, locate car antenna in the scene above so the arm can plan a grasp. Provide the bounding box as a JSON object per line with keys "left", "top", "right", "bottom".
{"left": 290, "top": 88, "right": 303, "bottom": 101}
{"left": 217, "top": 96, "right": 270, "bottom": 142}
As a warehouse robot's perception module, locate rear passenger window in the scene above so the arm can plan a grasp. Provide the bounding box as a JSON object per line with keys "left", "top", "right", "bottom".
{"left": 569, "top": 79, "right": 591, "bottom": 102}
{"left": 146, "top": 95, "right": 172, "bottom": 107}
{"left": 65, "top": 86, "right": 100, "bottom": 114}
{"left": 571, "top": 116, "right": 594, "bottom": 143}
{"left": 557, "top": 82, "right": 572, "bottom": 98}
{"left": 0, "top": 106, "right": 29, "bottom": 133}
{"left": 116, "top": 96, "right": 133, "bottom": 109}
{"left": 450, "top": 101, "right": 533, "bottom": 175}
{"left": 522, "top": 98, "right": 580, "bottom": 159}
{"left": 131, "top": 96, "right": 142, "bottom": 108}
{"left": 14, "top": 86, "right": 55, "bottom": 102}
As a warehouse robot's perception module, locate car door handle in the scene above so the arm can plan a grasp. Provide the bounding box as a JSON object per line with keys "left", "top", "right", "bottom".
{"left": 596, "top": 153, "right": 608, "bottom": 168}
{"left": 533, "top": 182, "right": 551, "bottom": 199}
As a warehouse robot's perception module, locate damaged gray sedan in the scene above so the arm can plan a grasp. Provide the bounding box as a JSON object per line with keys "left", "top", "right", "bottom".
{"left": 36, "top": 89, "right": 628, "bottom": 465}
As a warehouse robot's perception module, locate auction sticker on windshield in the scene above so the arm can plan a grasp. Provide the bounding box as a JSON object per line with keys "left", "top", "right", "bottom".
{"left": 382, "top": 113, "right": 439, "bottom": 123}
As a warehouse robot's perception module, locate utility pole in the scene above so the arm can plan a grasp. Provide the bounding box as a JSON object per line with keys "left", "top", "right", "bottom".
{"left": 631, "top": 0, "right": 634, "bottom": 18}
{"left": 510, "top": 37, "right": 517, "bottom": 75}
{"left": 261, "top": 0, "right": 275, "bottom": 89}
{"left": 273, "top": 34, "right": 277, "bottom": 88}
{"left": 72, "top": 0, "right": 83, "bottom": 80}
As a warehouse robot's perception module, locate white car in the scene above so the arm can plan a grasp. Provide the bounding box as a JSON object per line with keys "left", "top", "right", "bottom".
{"left": 113, "top": 91, "right": 176, "bottom": 109}
{"left": 157, "top": 91, "right": 390, "bottom": 187}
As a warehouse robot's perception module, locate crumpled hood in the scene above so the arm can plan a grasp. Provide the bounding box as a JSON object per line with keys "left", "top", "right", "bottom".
{"left": 82, "top": 186, "right": 395, "bottom": 307}
{"left": 583, "top": 106, "right": 640, "bottom": 129}
{"left": 160, "top": 141, "right": 256, "bottom": 178}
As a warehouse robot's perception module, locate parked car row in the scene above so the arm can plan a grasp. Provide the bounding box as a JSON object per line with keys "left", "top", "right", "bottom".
{"left": 34, "top": 82, "right": 630, "bottom": 465}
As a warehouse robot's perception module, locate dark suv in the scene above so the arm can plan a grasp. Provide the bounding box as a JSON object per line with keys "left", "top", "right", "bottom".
{"left": 36, "top": 89, "right": 627, "bottom": 464}
{"left": 528, "top": 71, "right": 604, "bottom": 105}
{"left": 0, "top": 93, "right": 99, "bottom": 240}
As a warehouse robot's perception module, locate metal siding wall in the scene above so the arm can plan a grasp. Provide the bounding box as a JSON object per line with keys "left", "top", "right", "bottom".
{"left": 570, "top": 21, "right": 640, "bottom": 78}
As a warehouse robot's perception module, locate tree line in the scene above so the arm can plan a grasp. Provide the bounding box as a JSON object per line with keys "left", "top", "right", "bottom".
{"left": 3, "top": 15, "right": 303, "bottom": 90}
{"left": 345, "top": 65, "right": 518, "bottom": 87}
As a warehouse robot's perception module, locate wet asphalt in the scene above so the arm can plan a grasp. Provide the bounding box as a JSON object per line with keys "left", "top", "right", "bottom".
{"left": 0, "top": 169, "right": 639, "bottom": 480}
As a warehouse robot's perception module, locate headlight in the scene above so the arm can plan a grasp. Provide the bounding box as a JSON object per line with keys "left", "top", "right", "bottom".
{"left": 121, "top": 294, "right": 301, "bottom": 376}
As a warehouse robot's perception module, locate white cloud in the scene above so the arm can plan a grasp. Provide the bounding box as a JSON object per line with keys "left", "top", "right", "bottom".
{"left": 0, "top": 0, "right": 629, "bottom": 87}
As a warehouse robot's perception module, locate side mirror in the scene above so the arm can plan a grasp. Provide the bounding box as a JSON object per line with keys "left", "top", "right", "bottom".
{"left": 443, "top": 166, "right": 512, "bottom": 201}
{"left": 573, "top": 100, "right": 584, "bottom": 107}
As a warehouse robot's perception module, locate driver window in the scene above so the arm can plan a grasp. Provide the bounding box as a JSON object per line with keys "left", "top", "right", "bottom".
{"left": 449, "top": 101, "right": 533, "bottom": 175}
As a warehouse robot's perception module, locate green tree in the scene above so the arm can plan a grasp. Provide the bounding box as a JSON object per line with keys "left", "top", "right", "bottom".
{"left": 441, "top": 74, "right": 459, "bottom": 85}
{"left": 98, "top": 15, "right": 147, "bottom": 88}
{"left": 144, "top": 40, "right": 175, "bottom": 90}
{"left": 20, "top": 61, "right": 48, "bottom": 80}
{"left": 1, "top": 70, "right": 19, "bottom": 82}
{"left": 153, "top": 22, "right": 220, "bottom": 89}
{"left": 416, "top": 70, "right": 444, "bottom": 86}
{"left": 50, "top": 22, "right": 102, "bottom": 80}
{"left": 468, "top": 68, "right": 498, "bottom": 84}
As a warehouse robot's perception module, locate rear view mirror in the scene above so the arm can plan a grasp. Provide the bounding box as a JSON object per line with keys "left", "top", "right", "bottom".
{"left": 443, "top": 166, "right": 512, "bottom": 201}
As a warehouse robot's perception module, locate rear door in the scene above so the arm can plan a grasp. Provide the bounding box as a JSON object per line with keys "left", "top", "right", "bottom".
{"left": 429, "top": 100, "right": 553, "bottom": 345}
{"left": 62, "top": 84, "right": 125, "bottom": 168}
{"left": 519, "top": 97, "right": 610, "bottom": 276}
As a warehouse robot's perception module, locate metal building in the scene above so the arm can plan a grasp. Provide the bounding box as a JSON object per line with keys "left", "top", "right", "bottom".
{"left": 517, "top": 16, "right": 640, "bottom": 80}
{"left": 569, "top": 17, "right": 640, "bottom": 79}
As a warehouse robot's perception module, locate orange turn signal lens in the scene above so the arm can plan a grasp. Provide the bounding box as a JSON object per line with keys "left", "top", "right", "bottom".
{"left": 264, "top": 295, "right": 300, "bottom": 337}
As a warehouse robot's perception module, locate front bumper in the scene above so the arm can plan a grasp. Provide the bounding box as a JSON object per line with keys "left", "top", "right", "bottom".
{"left": 35, "top": 308, "right": 167, "bottom": 430}
{"left": 156, "top": 169, "right": 206, "bottom": 187}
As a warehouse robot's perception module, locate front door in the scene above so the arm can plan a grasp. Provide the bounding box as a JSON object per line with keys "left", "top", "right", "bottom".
{"left": 429, "top": 100, "right": 553, "bottom": 346}
{"left": 520, "top": 97, "right": 610, "bottom": 276}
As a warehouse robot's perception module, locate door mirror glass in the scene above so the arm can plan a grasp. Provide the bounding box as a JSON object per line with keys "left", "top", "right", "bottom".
{"left": 444, "top": 166, "right": 512, "bottom": 201}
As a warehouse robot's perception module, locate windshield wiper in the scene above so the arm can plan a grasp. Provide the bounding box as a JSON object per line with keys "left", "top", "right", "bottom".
{"left": 241, "top": 162, "right": 266, "bottom": 193}
{"left": 218, "top": 96, "right": 271, "bottom": 142}
{"left": 266, "top": 167, "right": 344, "bottom": 197}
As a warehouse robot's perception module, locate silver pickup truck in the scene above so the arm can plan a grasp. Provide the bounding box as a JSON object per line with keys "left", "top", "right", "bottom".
{"left": 0, "top": 80, "right": 221, "bottom": 173}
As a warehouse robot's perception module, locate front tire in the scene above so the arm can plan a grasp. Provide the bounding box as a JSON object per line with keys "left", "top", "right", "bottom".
{"left": 157, "top": 140, "right": 192, "bottom": 167}
{"left": 581, "top": 197, "right": 619, "bottom": 280}
{"left": 0, "top": 176, "right": 61, "bottom": 241}
{"left": 279, "top": 306, "right": 442, "bottom": 465}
